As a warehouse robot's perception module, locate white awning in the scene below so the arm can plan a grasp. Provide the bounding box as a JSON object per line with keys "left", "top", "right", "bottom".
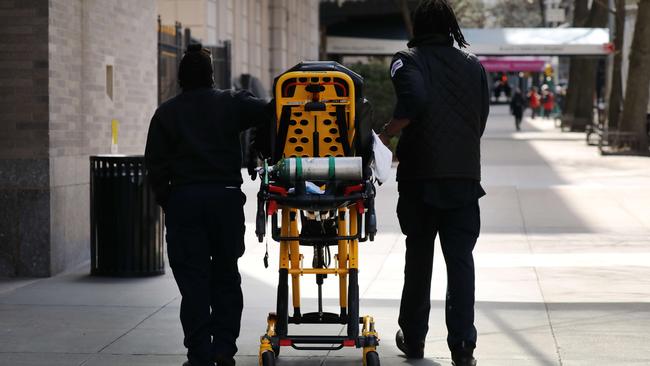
{"left": 327, "top": 28, "right": 612, "bottom": 56}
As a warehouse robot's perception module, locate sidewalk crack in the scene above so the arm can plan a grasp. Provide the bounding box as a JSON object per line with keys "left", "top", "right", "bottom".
{"left": 96, "top": 295, "right": 179, "bottom": 354}
{"left": 515, "top": 187, "right": 563, "bottom": 366}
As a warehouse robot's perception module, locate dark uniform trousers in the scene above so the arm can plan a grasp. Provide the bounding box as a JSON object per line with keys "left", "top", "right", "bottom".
{"left": 165, "top": 183, "right": 246, "bottom": 366}
{"left": 396, "top": 182, "right": 480, "bottom": 351}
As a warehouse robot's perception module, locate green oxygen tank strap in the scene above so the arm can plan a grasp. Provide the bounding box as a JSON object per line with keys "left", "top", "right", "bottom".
{"left": 328, "top": 156, "right": 335, "bottom": 180}
{"left": 295, "top": 157, "right": 302, "bottom": 182}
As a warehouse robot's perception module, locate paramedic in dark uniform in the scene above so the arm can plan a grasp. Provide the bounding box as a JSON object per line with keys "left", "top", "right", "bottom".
{"left": 378, "top": 1, "right": 489, "bottom": 365}
{"left": 145, "top": 44, "right": 271, "bottom": 366}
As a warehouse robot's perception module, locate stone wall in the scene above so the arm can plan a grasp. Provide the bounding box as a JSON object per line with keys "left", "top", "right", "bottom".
{"left": 48, "top": 0, "right": 158, "bottom": 275}
{"left": 2, "top": 0, "right": 317, "bottom": 276}
{"left": 158, "top": 0, "right": 320, "bottom": 90}
{"left": 0, "top": 0, "right": 158, "bottom": 277}
{"left": 0, "top": 0, "right": 51, "bottom": 276}
{"left": 269, "top": 0, "right": 320, "bottom": 80}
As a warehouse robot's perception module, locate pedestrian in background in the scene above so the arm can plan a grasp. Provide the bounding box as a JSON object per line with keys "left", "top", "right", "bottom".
{"left": 379, "top": 0, "right": 489, "bottom": 365}
{"left": 510, "top": 88, "right": 526, "bottom": 131}
{"left": 528, "top": 86, "right": 541, "bottom": 119}
{"left": 542, "top": 85, "right": 554, "bottom": 119}
{"left": 145, "top": 44, "right": 271, "bottom": 366}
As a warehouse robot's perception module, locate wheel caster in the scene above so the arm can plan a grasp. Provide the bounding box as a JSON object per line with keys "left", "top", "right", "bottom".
{"left": 265, "top": 313, "right": 280, "bottom": 358}
{"left": 364, "top": 351, "right": 380, "bottom": 366}
{"left": 261, "top": 350, "right": 275, "bottom": 366}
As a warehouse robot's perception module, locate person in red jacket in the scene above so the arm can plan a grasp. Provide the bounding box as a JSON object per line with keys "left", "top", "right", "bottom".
{"left": 542, "top": 85, "right": 555, "bottom": 118}
{"left": 528, "top": 86, "right": 541, "bottom": 119}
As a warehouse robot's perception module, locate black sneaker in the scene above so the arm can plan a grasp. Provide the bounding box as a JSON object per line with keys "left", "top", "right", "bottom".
{"left": 451, "top": 344, "right": 477, "bottom": 366}
{"left": 395, "top": 329, "right": 424, "bottom": 359}
{"left": 215, "top": 355, "right": 235, "bottom": 366}
{"left": 183, "top": 361, "right": 216, "bottom": 366}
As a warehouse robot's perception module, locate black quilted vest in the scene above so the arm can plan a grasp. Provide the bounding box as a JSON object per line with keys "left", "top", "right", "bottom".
{"left": 393, "top": 44, "right": 489, "bottom": 181}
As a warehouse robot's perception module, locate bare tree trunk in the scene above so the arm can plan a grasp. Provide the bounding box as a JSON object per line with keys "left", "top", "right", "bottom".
{"left": 619, "top": 0, "right": 650, "bottom": 153}
{"left": 574, "top": 0, "right": 589, "bottom": 23}
{"left": 563, "top": 0, "right": 608, "bottom": 131}
{"left": 563, "top": 0, "right": 590, "bottom": 128}
{"left": 538, "top": 0, "right": 546, "bottom": 26}
{"left": 607, "top": 0, "right": 625, "bottom": 129}
{"left": 397, "top": 0, "right": 413, "bottom": 38}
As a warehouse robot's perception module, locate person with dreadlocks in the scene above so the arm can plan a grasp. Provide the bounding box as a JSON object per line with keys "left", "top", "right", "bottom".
{"left": 378, "top": 1, "right": 489, "bottom": 365}
{"left": 145, "top": 44, "right": 272, "bottom": 366}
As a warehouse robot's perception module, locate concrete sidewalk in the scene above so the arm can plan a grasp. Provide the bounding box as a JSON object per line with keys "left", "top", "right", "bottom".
{"left": 1, "top": 105, "right": 649, "bottom": 366}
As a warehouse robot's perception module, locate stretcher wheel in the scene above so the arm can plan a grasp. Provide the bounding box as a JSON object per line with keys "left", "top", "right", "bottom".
{"left": 261, "top": 350, "right": 275, "bottom": 366}
{"left": 364, "top": 351, "right": 380, "bottom": 366}
{"left": 265, "top": 313, "right": 281, "bottom": 357}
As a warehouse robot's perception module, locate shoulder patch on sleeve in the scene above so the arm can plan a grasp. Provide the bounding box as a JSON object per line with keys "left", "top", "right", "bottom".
{"left": 390, "top": 59, "right": 404, "bottom": 78}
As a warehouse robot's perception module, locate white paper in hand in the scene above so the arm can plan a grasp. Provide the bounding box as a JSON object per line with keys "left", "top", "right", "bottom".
{"left": 371, "top": 130, "right": 393, "bottom": 185}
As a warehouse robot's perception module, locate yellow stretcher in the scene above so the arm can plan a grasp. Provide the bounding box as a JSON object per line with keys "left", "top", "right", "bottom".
{"left": 254, "top": 61, "right": 380, "bottom": 366}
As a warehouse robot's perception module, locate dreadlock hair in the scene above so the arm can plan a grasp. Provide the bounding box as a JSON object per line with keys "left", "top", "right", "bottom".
{"left": 412, "top": 0, "right": 469, "bottom": 48}
{"left": 178, "top": 43, "right": 214, "bottom": 90}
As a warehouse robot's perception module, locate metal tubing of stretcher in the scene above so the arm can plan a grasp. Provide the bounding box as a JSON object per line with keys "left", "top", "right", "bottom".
{"left": 269, "top": 193, "right": 364, "bottom": 206}
{"left": 289, "top": 210, "right": 301, "bottom": 310}
{"left": 349, "top": 207, "right": 359, "bottom": 269}
{"left": 280, "top": 210, "right": 290, "bottom": 269}
{"left": 338, "top": 208, "right": 348, "bottom": 311}
{"left": 288, "top": 268, "right": 349, "bottom": 275}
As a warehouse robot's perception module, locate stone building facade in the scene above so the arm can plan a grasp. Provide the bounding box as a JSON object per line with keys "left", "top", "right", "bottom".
{"left": 1, "top": 0, "right": 321, "bottom": 277}
{"left": 158, "top": 0, "right": 320, "bottom": 91}
{"left": 0, "top": 0, "right": 158, "bottom": 276}
{"left": 0, "top": 0, "right": 50, "bottom": 277}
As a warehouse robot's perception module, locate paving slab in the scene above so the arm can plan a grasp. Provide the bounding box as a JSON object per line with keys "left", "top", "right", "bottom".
{"left": 0, "top": 304, "right": 156, "bottom": 354}
{"left": 0, "top": 353, "right": 89, "bottom": 366}
{"left": 0, "top": 271, "right": 178, "bottom": 307}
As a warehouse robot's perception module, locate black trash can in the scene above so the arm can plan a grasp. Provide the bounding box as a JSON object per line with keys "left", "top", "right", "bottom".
{"left": 90, "top": 155, "right": 165, "bottom": 276}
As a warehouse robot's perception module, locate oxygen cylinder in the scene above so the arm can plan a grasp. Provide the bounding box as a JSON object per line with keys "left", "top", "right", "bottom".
{"left": 274, "top": 157, "right": 362, "bottom": 182}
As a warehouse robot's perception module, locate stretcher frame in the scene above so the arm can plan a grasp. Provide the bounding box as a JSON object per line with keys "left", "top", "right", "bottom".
{"left": 255, "top": 63, "right": 380, "bottom": 366}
